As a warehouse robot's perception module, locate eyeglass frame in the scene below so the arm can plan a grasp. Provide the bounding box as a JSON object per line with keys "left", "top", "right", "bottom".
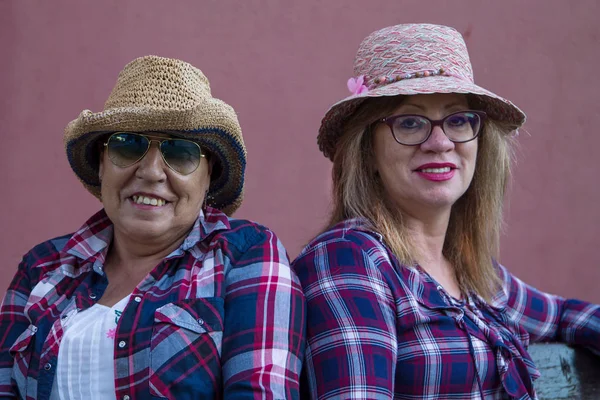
{"left": 103, "top": 132, "right": 206, "bottom": 175}
{"left": 379, "top": 110, "right": 487, "bottom": 146}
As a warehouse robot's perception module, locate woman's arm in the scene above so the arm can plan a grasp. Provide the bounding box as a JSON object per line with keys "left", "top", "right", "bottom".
{"left": 497, "top": 264, "right": 600, "bottom": 354}
{"left": 221, "top": 227, "right": 305, "bottom": 399}
{"left": 292, "top": 238, "right": 397, "bottom": 400}
{"left": 0, "top": 257, "right": 32, "bottom": 398}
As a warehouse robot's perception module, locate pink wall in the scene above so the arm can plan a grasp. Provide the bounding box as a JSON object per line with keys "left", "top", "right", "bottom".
{"left": 1, "top": 0, "right": 599, "bottom": 303}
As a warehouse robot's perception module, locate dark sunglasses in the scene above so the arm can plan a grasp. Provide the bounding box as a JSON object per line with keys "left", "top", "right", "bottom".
{"left": 103, "top": 132, "right": 205, "bottom": 175}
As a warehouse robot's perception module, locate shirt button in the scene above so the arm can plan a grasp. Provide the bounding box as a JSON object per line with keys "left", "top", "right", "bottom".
{"left": 197, "top": 318, "right": 204, "bottom": 325}
{"left": 44, "top": 363, "right": 52, "bottom": 371}
{"left": 122, "top": 396, "right": 130, "bottom": 400}
{"left": 118, "top": 341, "right": 126, "bottom": 348}
{"left": 134, "top": 296, "right": 142, "bottom": 303}
{"left": 89, "top": 292, "right": 97, "bottom": 300}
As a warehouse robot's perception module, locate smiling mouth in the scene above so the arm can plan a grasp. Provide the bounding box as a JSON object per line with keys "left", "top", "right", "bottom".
{"left": 417, "top": 167, "right": 452, "bottom": 173}
{"left": 131, "top": 195, "right": 167, "bottom": 207}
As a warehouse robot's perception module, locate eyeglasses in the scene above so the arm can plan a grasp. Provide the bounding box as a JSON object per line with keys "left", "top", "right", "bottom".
{"left": 103, "top": 132, "right": 205, "bottom": 175}
{"left": 380, "top": 110, "right": 487, "bottom": 146}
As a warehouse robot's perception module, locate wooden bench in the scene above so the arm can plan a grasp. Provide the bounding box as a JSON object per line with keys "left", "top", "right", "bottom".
{"left": 528, "top": 343, "right": 600, "bottom": 399}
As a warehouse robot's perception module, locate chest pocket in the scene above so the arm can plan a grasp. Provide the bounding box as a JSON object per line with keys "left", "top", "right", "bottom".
{"left": 9, "top": 324, "right": 38, "bottom": 398}
{"left": 150, "top": 297, "right": 224, "bottom": 399}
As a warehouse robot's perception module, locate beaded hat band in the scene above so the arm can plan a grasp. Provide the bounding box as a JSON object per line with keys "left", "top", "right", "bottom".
{"left": 318, "top": 24, "right": 526, "bottom": 161}
{"left": 64, "top": 55, "right": 246, "bottom": 215}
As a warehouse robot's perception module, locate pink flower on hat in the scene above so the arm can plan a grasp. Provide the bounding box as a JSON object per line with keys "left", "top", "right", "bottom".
{"left": 347, "top": 75, "right": 368, "bottom": 95}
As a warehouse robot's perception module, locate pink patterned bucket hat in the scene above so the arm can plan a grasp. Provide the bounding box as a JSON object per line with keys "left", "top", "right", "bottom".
{"left": 318, "top": 23, "right": 526, "bottom": 160}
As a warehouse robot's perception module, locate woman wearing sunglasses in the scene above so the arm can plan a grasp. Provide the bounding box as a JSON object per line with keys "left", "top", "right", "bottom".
{"left": 292, "top": 24, "right": 600, "bottom": 399}
{"left": 0, "top": 56, "right": 305, "bottom": 399}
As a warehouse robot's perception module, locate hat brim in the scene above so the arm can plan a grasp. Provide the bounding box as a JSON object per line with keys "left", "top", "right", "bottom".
{"left": 64, "top": 98, "right": 246, "bottom": 216}
{"left": 318, "top": 75, "right": 526, "bottom": 160}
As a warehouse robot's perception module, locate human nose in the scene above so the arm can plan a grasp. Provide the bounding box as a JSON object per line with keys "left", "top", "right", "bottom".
{"left": 419, "top": 125, "right": 455, "bottom": 152}
{"left": 135, "top": 141, "right": 167, "bottom": 181}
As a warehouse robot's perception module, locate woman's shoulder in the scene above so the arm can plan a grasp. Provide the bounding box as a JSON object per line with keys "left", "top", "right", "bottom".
{"left": 17, "top": 210, "right": 112, "bottom": 277}
{"left": 208, "top": 214, "right": 285, "bottom": 256}
{"left": 22, "top": 233, "right": 74, "bottom": 265}
{"left": 17, "top": 233, "right": 75, "bottom": 284}
{"left": 295, "top": 217, "right": 386, "bottom": 260}
{"left": 292, "top": 218, "right": 403, "bottom": 300}
{"left": 291, "top": 218, "right": 395, "bottom": 281}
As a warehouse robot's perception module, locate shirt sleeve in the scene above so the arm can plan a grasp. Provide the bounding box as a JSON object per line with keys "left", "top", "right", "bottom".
{"left": 0, "top": 256, "right": 32, "bottom": 398}
{"left": 292, "top": 238, "right": 397, "bottom": 400}
{"left": 221, "top": 228, "right": 305, "bottom": 399}
{"left": 497, "top": 264, "right": 600, "bottom": 354}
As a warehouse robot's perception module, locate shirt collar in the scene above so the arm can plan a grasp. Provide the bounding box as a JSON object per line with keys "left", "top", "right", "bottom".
{"left": 63, "top": 206, "right": 231, "bottom": 272}
{"left": 169, "top": 207, "right": 231, "bottom": 255}
{"left": 62, "top": 209, "right": 113, "bottom": 274}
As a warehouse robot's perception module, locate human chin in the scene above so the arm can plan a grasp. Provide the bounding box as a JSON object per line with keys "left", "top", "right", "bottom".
{"left": 401, "top": 175, "right": 466, "bottom": 208}
{"left": 421, "top": 186, "right": 466, "bottom": 208}
{"left": 116, "top": 214, "right": 173, "bottom": 240}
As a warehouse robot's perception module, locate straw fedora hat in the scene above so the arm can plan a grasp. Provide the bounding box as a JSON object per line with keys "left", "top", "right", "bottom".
{"left": 64, "top": 55, "right": 246, "bottom": 215}
{"left": 318, "top": 23, "right": 526, "bottom": 160}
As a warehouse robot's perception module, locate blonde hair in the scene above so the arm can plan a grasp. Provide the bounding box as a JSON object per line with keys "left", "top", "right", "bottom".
{"left": 328, "top": 95, "right": 515, "bottom": 300}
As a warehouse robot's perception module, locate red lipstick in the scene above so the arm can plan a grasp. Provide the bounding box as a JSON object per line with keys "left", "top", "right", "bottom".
{"left": 414, "top": 163, "right": 457, "bottom": 182}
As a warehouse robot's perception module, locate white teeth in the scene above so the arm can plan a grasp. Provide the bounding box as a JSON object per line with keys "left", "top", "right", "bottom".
{"left": 420, "top": 167, "right": 451, "bottom": 173}
{"left": 131, "top": 195, "right": 166, "bottom": 207}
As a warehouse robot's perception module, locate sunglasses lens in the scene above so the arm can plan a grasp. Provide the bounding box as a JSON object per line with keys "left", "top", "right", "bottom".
{"left": 160, "top": 139, "right": 202, "bottom": 174}
{"left": 106, "top": 133, "right": 149, "bottom": 167}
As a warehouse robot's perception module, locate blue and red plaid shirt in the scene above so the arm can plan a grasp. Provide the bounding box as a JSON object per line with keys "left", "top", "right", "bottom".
{"left": 292, "top": 218, "right": 600, "bottom": 400}
{"left": 0, "top": 207, "right": 305, "bottom": 399}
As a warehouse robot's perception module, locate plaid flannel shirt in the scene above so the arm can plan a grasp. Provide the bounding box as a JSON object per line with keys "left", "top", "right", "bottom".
{"left": 0, "top": 207, "right": 305, "bottom": 400}
{"left": 292, "top": 218, "right": 600, "bottom": 400}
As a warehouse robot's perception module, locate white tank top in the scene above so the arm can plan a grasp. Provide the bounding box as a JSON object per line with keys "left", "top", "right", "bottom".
{"left": 50, "top": 295, "right": 129, "bottom": 400}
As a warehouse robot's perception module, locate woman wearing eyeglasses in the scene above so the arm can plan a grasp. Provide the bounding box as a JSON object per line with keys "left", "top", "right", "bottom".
{"left": 0, "top": 56, "right": 305, "bottom": 399}
{"left": 292, "top": 24, "right": 600, "bottom": 399}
